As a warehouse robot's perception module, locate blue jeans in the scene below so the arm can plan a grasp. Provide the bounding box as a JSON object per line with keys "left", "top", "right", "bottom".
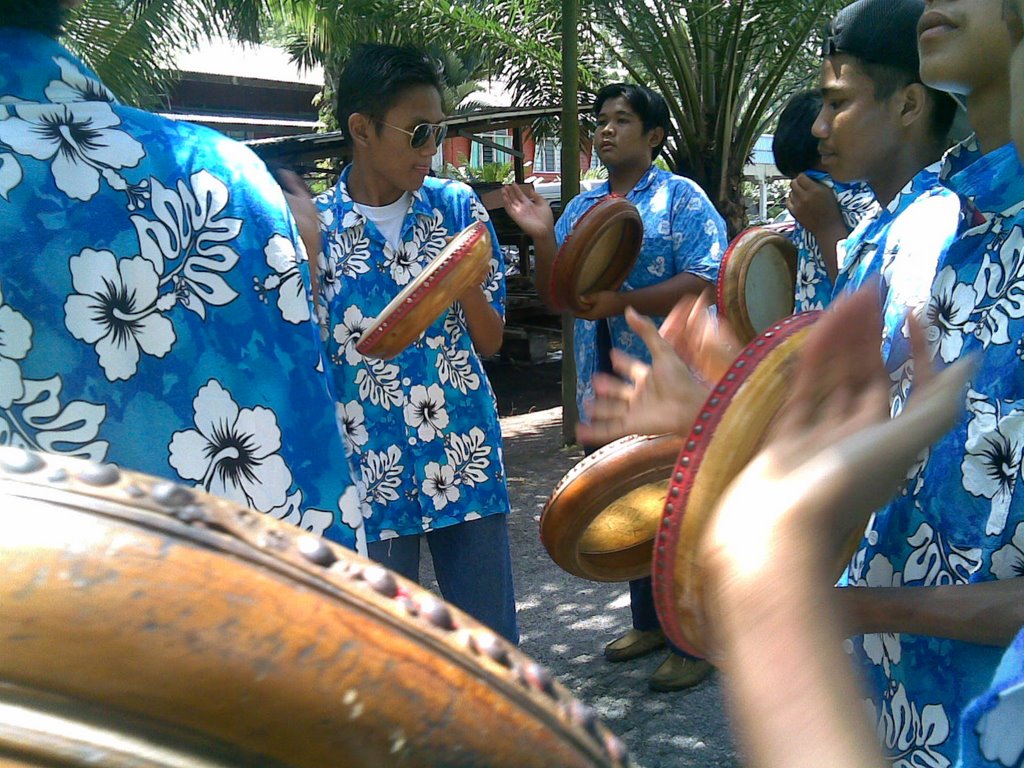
{"left": 366, "top": 513, "right": 519, "bottom": 645}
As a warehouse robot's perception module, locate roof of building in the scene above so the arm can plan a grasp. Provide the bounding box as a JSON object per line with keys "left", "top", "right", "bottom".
{"left": 170, "top": 37, "right": 324, "bottom": 87}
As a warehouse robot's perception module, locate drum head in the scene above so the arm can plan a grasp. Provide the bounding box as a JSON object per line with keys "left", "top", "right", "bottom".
{"left": 716, "top": 227, "right": 798, "bottom": 345}
{"left": 651, "top": 313, "right": 820, "bottom": 658}
{"left": 550, "top": 196, "right": 643, "bottom": 314}
{"left": 0, "top": 448, "right": 630, "bottom": 768}
{"left": 356, "top": 222, "right": 492, "bottom": 360}
{"left": 540, "top": 434, "right": 683, "bottom": 582}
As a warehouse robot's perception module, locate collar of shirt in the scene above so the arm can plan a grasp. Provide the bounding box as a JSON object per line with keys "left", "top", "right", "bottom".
{"left": 329, "top": 163, "right": 433, "bottom": 234}
{"left": 0, "top": 29, "right": 116, "bottom": 109}
{"left": 882, "top": 160, "right": 944, "bottom": 218}
{"left": 944, "top": 142, "right": 1024, "bottom": 219}
{"left": 578, "top": 163, "right": 660, "bottom": 203}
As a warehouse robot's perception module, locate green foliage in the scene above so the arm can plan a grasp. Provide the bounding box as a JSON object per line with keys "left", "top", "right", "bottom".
{"left": 442, "top": 156, "right": 514, "bottom": 184}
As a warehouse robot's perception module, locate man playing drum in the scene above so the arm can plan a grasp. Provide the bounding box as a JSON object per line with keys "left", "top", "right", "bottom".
{"left": 504, "top": 84, "right": 727, "bottom": 691}
{"left": 314, "top": 45, "right": 518, "bottom": 644}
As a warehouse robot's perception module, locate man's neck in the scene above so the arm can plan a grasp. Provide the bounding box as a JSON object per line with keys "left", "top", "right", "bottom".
{"left": 346, "top": 162, "right": 408, "bottom": 207}
{"left": 966, "top": 81, "right": 1012, "bottom": 154}
{"left": 607, "top": 162, "right": 652, "bottom": 196}
{"left": 869, "top": 142, "right": 944, "bottom": 208}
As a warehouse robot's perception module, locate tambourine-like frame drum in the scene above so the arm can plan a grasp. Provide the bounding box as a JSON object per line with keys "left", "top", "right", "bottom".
{"left": 356, "top": 222, "right": 493, "bottom": 360}
{"left": 652, "top": 312, "right": 821, "bottom": 658}
{"left": 717, "top": 226, "right": 798, "bottom": 345}
{"left": 549, "top": 196, "right": 643, "bottom": 314}
{"left": 540, "top": 433, "right": 684, "bottom": 582}
{"left": 0, "top": 448, "right": 631, "bottom": 768}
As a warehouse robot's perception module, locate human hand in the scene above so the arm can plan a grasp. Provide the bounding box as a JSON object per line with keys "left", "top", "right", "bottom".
{"left": 576, "top": 290, "right": 626, "bottom": 320}
{"left": 787, "top": 174, "right": 847, "bottom": 243}
{"left": 502, "top": 184, "right": 554, "bottom": 240}
{"left": 576, "top": 307, "right": 710, "bottom": 447}
{"left": 658, "top": 291, "right": 741, "bottom": 384}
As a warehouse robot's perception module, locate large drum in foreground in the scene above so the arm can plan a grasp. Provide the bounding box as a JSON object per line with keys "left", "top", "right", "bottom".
{"left": 549, "top": 196, "right": 643, "bottom": 314}
{"left": 716, "top": 225, "right": 797, "bottom": 345}
{"left": 652, "top": 313, "right": 821, "bottom": 658}
{"left": 540, "top": 434, "right": 684, "bottom": 582}
{"left": 0, "top": 448, "right": 630, "bottom": 768}
{"left": 357, "top": 222, "right": 493, "bottom": 360}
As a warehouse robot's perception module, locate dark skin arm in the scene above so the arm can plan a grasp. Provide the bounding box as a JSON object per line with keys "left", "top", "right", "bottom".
{"left": 787, "top": 173, "right": 849, "bottom": 281}
{"left": 457, "top": 276, "right": 505, "bottom": 358}
{"left": 575, "top": 274, "right": 714, "bottom": 321}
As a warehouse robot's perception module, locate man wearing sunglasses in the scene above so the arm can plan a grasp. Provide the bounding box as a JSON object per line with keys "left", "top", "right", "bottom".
{"left": 315, "top": 44, "right": 518, "bottom": 644}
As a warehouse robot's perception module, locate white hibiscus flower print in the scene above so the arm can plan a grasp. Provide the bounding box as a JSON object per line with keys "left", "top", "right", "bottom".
{"left": 903, "top": 520, "right": 983, "bottom": 586}
{"left": 925, "top": 266, "right": 979, "bottom": 363}
{"left": 0, "top": 101, "right": 144, "bottom": 201}
{"left": 991, "top": 522, "right": 1024, "bottom": 579}
{"left": 168, "top": 380, "right": 292, "bottom": 512}
{"left": 336, "top": 400, "right": 368, "bottom": 455}
{"left": 258, "top": 234, "right": 309, "bottom": 324}
{"left": 332, "top": 305, "right": 370, "bottom": 366}
{"left": 0, "top": 283, "right": 32, "bottom": 408}
{"left": 267, "top": 490, "right": 333, "bottom": 536}
{"left": 961, "top": 392, "right": 1024, "bottom": 536}
{"left": 44, "top": 57, "right": 116, "bottom": 103}
{"left": 386, "top": 240, "right": 426, "bottom": 286}
{"left": 361, "top": 445, "right": 404, "bottom": 506}
{"left": 422, "top": 461, "right": 460, "bottom": 511}
{"left": 446, "top": 427, "right": 493, "bottom": 487}
{"left": 971, "top": 226, "right": 1024, "bottom": 349}
{"left": 355, "top": 358, "right": 403, "bottom": 410}
{"left": 318, "top": 248, "right": 341, "bottom": 303}
{"left": 64, "top": 250, "right": 175, "bottom": 381}
{"left": 976, "top": 681, "right": 1024, "bottom": 766}
{"left": 0, "top": 152, "right": 23, "bottom": 201}
{"left": 428, "top": 336, "right": 480, "bottom": 393}
{"left": 875, "top": 684, "right": 951, "bottom": 768}
{"left": 327, "top": 228, "right": 372, "bottom": 281}
{"left": 403, "top": 384, "right": 449, "bottom": 442}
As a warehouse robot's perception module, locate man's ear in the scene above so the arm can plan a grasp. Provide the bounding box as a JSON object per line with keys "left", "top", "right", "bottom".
{"left": 647, "top": 126, "right": 666, "bottom": 151}
{"left": 348, "top": 113, "right": 374, "bottom": 148}
{"left": 897, "top": 83, "right": 929, "bottom": 129}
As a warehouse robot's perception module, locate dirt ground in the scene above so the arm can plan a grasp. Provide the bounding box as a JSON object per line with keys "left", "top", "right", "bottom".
{"left": 465, "top": 358, "right": 740, "bottom": 768}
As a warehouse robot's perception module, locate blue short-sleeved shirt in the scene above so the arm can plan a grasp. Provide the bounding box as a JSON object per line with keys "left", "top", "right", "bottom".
{"left": 554, "top": 166, "right": 727, "bottom": 416}
{"left": 845, "top": 138, "right": 1024, "bottom": 766}
{"left": 0, "top": 29, "right": 361, "bottom": 549}
{"left": 791, "top": 171, "right": 878, "bottom": 312}
{"left": 833, "top": 162, "right": 966, "bottom": 377}
{"left": 316, "top": 167, "right": 511, "bottom": 543}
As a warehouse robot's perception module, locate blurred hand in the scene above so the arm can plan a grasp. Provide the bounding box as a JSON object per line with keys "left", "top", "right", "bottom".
{"left": 576, "top": 290, "right": 626, "bottom": 321}
{"left": 658, "top": 291, "right": 741, "bottom": 384}
{"left": 502, "top": 184, "right": 555, "bottom": 240}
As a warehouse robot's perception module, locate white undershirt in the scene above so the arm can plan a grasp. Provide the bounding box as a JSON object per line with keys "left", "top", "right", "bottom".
{"left": 354, "top": 192, "right": 412, "bottom": 250}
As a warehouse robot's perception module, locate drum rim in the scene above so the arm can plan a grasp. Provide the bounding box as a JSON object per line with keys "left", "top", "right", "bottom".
{"left": 549, "top": 195, "right": 643, "bottom": 314}
{"left": 539, "top": 433, "right": 684, "bottom": 582}
{"left": 356, "top": 221, "right": 488, "bottom": 358}
{"left": 716, "top": 226, "right": 798, "bottom": 345}
{"left": 651, "top": 311, "right": 821, "bottom": 657}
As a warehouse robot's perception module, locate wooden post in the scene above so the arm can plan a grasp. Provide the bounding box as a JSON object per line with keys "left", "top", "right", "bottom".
{"left": 560, "top": 0, "right": 581, "bottom": 446}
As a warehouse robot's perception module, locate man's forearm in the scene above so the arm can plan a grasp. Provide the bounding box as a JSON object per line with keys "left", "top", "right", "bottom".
{"left": 620, "top": 273, "right": 712, "bottom": 317}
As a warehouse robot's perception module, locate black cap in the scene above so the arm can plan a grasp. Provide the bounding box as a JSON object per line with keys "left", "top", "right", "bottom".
{"left": 823, "top": 0, "right": 926, "bottom": 75}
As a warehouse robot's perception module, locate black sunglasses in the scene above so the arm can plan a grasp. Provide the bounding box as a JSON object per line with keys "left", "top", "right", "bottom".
{"left": 378, "top": 120, "right": 448, "bottom": 149}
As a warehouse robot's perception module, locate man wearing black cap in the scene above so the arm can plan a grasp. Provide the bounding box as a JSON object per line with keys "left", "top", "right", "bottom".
{"left": 815, "top": 0, "right": 960, "bottom": 376}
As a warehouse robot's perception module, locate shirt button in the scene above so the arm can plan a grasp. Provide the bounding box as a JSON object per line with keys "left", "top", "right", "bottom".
{"left": 408, "top": 436, "right": 417, "bottom": 446}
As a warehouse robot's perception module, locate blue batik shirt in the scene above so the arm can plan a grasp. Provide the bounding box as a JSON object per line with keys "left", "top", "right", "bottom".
{"left": 834, "top": 162, "right": 965, "bottom": 377}
{"left": 845, "top": 138, "right": 1024, "bottom": 767}
{"left": 792, "top": 171, "right": 877, "bottom": 312}
{"left": 555, "top": 166, "right": 727, "bottom": 416}
{"left": 956, "top": 626, "right": 1024, "bottom": 768}
{"left": 0, "top": 30, "right": 362, "bottom": 549}
{"left": 316, "top": 167, "right": 511, "bottom": 543}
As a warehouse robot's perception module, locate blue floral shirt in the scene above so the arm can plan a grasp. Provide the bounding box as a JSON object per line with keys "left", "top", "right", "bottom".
{"left": 0, "top": 30, "right": 361, "bottom": 549}
{"left": 792, "top": 171, "right": 877, "bottom": 312}
{"left": 845, "top": 138, "right": 1024, "bottom": 767}
{"left": 834, "top": 162, "right": 966, "bottom": 375}
{"left": 316, "top": 167, "right": 511, "bottom": 543}
{"left": 956, "top": 626, "right": 1024, "bottom": 768}
{"left": 555, "top": 166, "right": 727, "bottom": 416}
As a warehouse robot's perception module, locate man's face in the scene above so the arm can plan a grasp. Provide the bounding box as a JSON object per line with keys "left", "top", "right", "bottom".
{"left": 593, "top": 96, "right": 659, "bottom": 169}
{"left": 919, "top": 0, "right": 1012, "bottom": 95}
{"left": 1006, "top": 0, "right": 1024, "bottom": 152}
{"left": 358, "top": 84, "right": 444, "bottom": 196}
{"left": 812, "top": 55, "right": 904, "bottom": 186}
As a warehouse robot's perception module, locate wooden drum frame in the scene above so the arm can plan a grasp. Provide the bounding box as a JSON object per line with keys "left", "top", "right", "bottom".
{"left": 356, "top": 222, "right": 493, "bottom": 360}
{"left": 540, "top": 433, "right": 684, "bottom": 583}
{"left": 0, "top": 448, "right": 632, "bottom": 768}
{"left": 716, "top": 225, "right": 798, "bottom": 345}
{"left": 651, "top": 313, "right": 821, "bottom": 658}
{"left": 549, "top": 196, "right": 643, "bottom": 315}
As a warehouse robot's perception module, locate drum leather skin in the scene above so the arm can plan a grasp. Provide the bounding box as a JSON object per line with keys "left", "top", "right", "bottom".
{"left": 0, "top": 448, "right": 631, "bottom": 768}
{"left": 716, "top": 226, "right": 798, "bottom": 345}
{"left": 651, "top": 313, "right": 821, "bottom": 658}
{"left": 356, "top": 222, "right": 493, "bottom": 360}
{"left": 540, "top": 433, "right": 685, "bottom": 583}
{"left": 549, "top": 197, "right": 643, "bottom": 315}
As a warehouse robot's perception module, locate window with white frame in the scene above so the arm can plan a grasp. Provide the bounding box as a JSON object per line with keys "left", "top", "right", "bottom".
{"left": 470, "top": 129, "right": 513, "bottom": 168}
{"left": 533, "top": 138, "right": 562, "bottom": 173}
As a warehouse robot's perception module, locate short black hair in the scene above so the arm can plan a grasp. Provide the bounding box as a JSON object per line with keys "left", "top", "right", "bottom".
{"left": 334, "top": 44, "right": 444, "bottom": 137}
{"left": 593, "top": 83, "right": 671, "bottom": 159}
{"left": 773, "top": 89, "right": 823, "bottom": 178}
{"left": 0, "top": 0, "right": 65, "bottom": 36}
{"left": 852, "top": 59, "right": 959, "bottom": 142}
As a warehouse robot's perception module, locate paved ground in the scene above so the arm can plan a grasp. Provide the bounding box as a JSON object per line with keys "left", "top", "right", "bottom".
{"left": 424, "top": 359, "right": 741, "bottom": 768}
